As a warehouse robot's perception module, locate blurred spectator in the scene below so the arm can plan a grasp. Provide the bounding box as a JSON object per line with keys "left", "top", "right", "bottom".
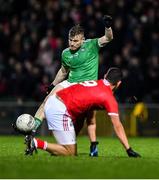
{"left": 0, "top": 0, "right": 158, "bottom": 103}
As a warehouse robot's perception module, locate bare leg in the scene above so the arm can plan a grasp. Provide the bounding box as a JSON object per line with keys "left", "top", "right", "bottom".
{"left": 33, "top": 132, "right": 77, "bottom": 156}
{"left": 74, "top": 114, "right": 86, "bottom": 136}
{"left": 46, "top": 143, "right": 77, "bottom": 156}
{"left": 86, "top": 110, "right": 96, "bottom": 142}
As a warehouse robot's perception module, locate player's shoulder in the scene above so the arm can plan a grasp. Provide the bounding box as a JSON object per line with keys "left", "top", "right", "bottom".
{"left": 84, "top": 39, "right": 92, "bottom": 43}
{"left": 84, "top": 38, "right": 98, "bottom": 46}
{"left": 100, "top": 80, "right": 115, "bottom": 95}
{"left": 62, "top": 48, "right": 70, "bottom": 58}
{"left": 84, "top": 38, "right": 97, "bottom": 43}
{"left": 62, "top": 48, "right": 69, "bottom": 54}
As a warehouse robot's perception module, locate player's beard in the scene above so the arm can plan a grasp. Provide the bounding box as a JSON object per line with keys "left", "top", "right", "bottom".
{"left": 70, "top": 46, "right": 81, "bottom": 53}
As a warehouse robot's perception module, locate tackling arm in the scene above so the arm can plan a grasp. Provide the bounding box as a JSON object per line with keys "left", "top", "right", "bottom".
{"left": 33, "top": 65, "right": 69, "bottom": 133}
{"left": 51, "top": 65, "right": 69, "bottom": 86}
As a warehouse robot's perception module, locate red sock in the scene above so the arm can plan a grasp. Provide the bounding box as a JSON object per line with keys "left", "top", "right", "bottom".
{"left": 34, "top": 138, "right": 47, "bottom": 150}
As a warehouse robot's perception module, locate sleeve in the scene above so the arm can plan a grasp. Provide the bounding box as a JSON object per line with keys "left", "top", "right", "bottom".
{"left": 90, "top": 38, "right": 100, "bottom": 52}
{"left": 104, "top": 96, "right": 119, "bottom": 116}
{"left": 61, "top": 50, "right": 70, "bottom": 69}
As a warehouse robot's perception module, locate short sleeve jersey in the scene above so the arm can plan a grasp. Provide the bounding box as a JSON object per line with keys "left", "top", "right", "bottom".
{"left": 62, "top": 38, "right": 100, "bottom": 83}
{"left": 57, "top": 79, "right": 119, "bottom": 122}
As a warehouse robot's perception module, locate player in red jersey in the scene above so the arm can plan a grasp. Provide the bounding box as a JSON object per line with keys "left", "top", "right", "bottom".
{"left": 25, "top": 67, "right": 141, "bottom": 157}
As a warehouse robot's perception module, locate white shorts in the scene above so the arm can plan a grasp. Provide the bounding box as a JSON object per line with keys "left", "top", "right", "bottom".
{"left": 52, "top": 130, "right": 76, "bottom": 145}
{"left": 59, "top": 80, "right": 77, "bottom": 88}
{"left": 44, "top": 95, "right": 76, "bottom": 145}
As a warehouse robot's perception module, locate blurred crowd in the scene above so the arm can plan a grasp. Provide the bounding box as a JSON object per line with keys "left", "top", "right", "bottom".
{"left": 0, "top": 0, "right": 159, "bottom": 103}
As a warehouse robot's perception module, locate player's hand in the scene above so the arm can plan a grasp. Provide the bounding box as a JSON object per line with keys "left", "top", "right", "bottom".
{"left": 103, "top": 15, "right": 112, "bottom": 28}
{"left": 126, "top": 147, "right": 141, "bottom": 158}
{"left": 89, "top": 141, "right": 99, "bottom": 157}
{"left": 46, "top": 84, "right": 55, "bottom": 94}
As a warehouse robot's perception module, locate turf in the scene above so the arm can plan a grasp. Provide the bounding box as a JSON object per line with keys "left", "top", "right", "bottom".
{"left": 0, "top": 136, "right": 159, "bottom": 179}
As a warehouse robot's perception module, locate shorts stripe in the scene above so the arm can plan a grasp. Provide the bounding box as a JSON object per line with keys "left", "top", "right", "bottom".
{"left": 63, "top": 112, "right": 69, "bottom": 131}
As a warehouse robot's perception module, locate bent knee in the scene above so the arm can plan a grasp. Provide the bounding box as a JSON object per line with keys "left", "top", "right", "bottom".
{"left": 64, "top": 144, "right": 77, "bottom": 156}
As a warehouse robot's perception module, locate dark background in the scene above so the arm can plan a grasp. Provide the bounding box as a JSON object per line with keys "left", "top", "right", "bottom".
{"left": 0, "top": 0, "right": 159, "bottom": 104}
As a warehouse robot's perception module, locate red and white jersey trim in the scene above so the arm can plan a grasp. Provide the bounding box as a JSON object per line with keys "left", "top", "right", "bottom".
{"left": 108, "top": 112, "right": 119, "bottom": 116}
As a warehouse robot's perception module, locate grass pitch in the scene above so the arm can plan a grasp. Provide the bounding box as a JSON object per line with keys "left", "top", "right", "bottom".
{"left": 0, "top": 136, "right": 159, "bottom": 179}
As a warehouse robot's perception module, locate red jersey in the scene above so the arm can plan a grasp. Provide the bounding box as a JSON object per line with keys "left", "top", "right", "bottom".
{"left": 57, "top": 80, "right": 119, "bottom": 122}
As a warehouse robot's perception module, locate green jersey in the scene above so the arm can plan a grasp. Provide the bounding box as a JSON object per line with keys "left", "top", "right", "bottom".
{"left": 62, "top": 38, "right": 101, "bottom": 83}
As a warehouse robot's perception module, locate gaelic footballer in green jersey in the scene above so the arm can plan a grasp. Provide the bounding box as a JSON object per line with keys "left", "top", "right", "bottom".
{"left": 62, "top": 39, "right": 100, "bottom": 83}
{"left": 52, "top": 24, "right": 113, "bottom": 85}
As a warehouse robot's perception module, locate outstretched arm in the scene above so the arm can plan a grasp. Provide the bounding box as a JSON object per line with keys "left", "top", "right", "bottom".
{"left": 98, "top": 27, "right": 113, "bottom": 46}
{"left": 98, "top": 15, "right": 113, "bottom": 46}
{"left": 51, "top": 65, "right": 69, "bottom": 86}
{"left": 110, "top": 115, "right": 141, "bottom": 157}
{"left": 110, "top": 115, "right": 130, "bottom": 150}
{"left": 33, "top": 65, "right": 69, "bottom": 132}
